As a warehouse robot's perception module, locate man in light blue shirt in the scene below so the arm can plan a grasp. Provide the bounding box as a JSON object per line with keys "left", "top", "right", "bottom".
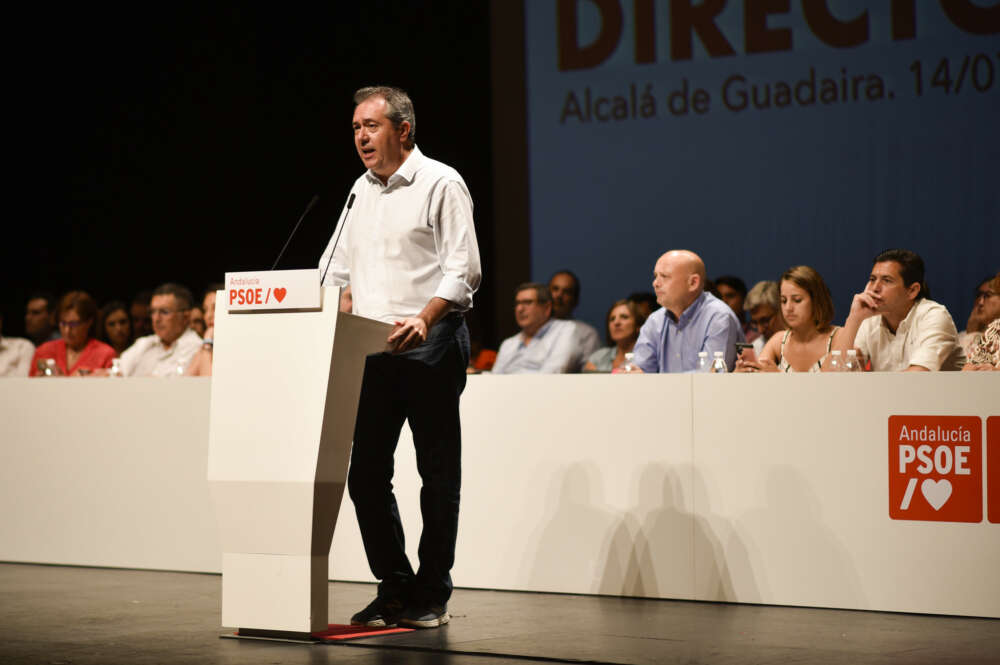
{"left": 492, "top": 283, "right": 582, "bottom": 374}
{"left": 633, "top": 250, "right": 744, "bottom": 373}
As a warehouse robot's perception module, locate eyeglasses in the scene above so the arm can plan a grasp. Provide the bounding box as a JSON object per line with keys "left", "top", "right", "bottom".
{"left": 974, "top": 290, "right": 997, "bottom": 301}
{"left": 150, "top": 308, "right": 189, "bottom": 317}
{"left": 514, "top": 299, "right": 539, "bottom": 307}
{"left": 750, "top": 313, "right": 775, "bottom": 329}
{"left": 59, "top": 320, "right": 84, "bottom": 329}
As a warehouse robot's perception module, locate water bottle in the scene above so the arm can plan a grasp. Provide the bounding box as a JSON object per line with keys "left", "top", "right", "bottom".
{"left": 621, "top": 352, "right": 638, "bottom": 373}
{"left": 696, "top": 351, "right": 710, "bottom": 372}
{"left": 829, "top": 349, "right": 843, "bottom": 372}
{"left": 108, "top": 358, "right": 124, "bottom": 378}
{"left": 845, "top": 349, "right": 862, "bottom": 372}
{"left": 711, "top": 351, "right": 727, "bottom": 373}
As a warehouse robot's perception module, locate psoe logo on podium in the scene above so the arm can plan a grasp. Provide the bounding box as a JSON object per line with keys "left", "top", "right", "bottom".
{"left": 225, "top": 269, "right": 320, "bottom": 311}
{"left": 889, "top": 416, "right": 982, "bottom": 523}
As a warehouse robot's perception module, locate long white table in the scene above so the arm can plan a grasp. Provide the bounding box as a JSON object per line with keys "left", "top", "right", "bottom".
{"left": 1, "top": 374, "right": 997, "bottom": 617}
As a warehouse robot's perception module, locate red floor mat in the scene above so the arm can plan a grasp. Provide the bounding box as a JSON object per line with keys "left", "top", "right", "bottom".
{"left": 313, "top": 624, "right": 414, "bottom": 641}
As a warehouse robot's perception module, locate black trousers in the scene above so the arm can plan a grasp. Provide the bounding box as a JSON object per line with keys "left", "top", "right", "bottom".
{"left": 347, "top": 315, "right": 469, "bottom": 607}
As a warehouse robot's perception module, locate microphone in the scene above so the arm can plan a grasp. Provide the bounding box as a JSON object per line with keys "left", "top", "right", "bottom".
{"left": 271, "top": 195, "right": 320, "bottom": 270}
{"left": 320, "top": 192, "right": 356, "bottom": 285}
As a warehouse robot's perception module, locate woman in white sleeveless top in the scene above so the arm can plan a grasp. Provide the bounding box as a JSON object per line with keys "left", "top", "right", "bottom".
{"left": 736, "top": 266, "right": 844, "bottom": 373}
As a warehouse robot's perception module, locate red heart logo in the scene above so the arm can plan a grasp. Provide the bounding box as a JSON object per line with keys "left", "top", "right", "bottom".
{"left": 273, "top": 288, "right": 287, "bottom": 303}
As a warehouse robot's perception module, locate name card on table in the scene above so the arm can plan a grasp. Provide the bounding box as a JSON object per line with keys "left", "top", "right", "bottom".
{"left": 225, "top": 269, "right": 321, "bottom": 311}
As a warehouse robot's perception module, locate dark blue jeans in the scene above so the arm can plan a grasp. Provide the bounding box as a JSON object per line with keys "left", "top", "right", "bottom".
{"left": 347, "top": 314, "right": 469, "bottom": 607}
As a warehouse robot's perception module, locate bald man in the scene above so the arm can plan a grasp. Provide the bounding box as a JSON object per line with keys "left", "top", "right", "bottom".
{"left": 633, "top": 250, "right": 744, "bottom": 372}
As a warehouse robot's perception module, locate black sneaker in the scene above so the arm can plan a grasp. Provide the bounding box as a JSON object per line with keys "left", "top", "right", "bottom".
{"left": 350, "top": 597, "right": 404, "bottom": 628}
{"left": 398, "top": 604, "right": 449, "bottom": 629}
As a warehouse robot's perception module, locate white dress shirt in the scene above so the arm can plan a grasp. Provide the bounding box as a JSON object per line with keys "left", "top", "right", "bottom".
{"left": 319, "top": 146, "right": 482, "bottom": 324}
{"left": 856, "top": 298, "right": 965, "bottom": 371}
{"left": 120, "top": 329, "right": 203, "bottom": 377}
{"left": 492, "top": 319, "right": 583, "bottom": 374}
{"left": 0, "top": 336, "right": 35, "bottom": 377}
{"left": 570, "top": 319, "right": 602, "bottom": 369}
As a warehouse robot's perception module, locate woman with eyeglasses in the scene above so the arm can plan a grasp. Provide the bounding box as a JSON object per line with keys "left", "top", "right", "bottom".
{"left": 29, "top": 291, "right": 116, "bottom": 376}
{"left": 962, "top": 273, "right": 1000, "bottom": 371}
{"left": 743, "top": 280, "right": 786, "bottom": 358}
{"left": 735, "top": 266, "right": 844, "bottom": 373}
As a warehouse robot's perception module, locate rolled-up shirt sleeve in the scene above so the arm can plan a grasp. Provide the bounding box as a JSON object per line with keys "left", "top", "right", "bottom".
{"left": 854, "top": 319, "right": 873, "bottom": 364}
{"left": 431, "top": 180, "right": 481, "bottom": 310}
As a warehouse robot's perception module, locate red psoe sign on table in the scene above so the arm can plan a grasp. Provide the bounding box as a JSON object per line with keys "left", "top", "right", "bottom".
{"left": 988, "top": 416, "right": 999, "bottom": 525}
{"left": 888, "top": 415, "right": 982, "bottom": 523}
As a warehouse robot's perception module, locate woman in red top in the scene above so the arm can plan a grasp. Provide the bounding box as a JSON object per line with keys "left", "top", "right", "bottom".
{"left": 30, "top": 291, "right": 116, "bottom": 377}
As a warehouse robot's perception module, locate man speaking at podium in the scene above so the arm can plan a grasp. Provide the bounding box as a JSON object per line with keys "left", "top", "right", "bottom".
{"left": 319, "top": 86, "right": 481, "bottom": 629}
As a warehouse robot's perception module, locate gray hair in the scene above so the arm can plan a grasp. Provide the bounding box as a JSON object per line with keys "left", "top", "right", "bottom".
{"left": 152, "top": 283, "right": 194, "bottom": 310}
{"left": 744, "top": 280, "right": 779, "bottom": 312}
{"left": 354, "top": 86, "right": 416, "bottom": 149}
{"left": 514, "top": 282, "right": 552, "bottom": 305}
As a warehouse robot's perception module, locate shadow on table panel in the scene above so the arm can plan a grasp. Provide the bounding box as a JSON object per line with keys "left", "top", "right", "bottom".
{"left": 522, "top": 462, "right": 620, "bottom": 595}
{"left": 730, "top": 464, "right": 867, "bottom": 609}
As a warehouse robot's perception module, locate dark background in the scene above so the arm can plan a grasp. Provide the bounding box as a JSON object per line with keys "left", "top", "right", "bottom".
{"left": 4, "top": 3, "right": 502, "bottom": 344}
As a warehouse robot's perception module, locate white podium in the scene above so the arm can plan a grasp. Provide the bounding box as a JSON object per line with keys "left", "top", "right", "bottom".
{"left": 207, "top": 286, "right": 391, "bottom": 637}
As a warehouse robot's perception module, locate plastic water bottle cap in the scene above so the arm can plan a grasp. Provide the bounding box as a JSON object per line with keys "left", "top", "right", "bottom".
{"left": 713, "top": 351, "right": 723, "bottom": 357}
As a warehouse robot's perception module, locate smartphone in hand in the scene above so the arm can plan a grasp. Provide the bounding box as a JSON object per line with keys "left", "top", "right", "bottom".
{"left": 735, "top": 341, "right": 757, "bottom": 364}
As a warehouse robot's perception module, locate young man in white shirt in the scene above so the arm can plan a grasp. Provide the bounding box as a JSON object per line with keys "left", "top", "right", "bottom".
{"left": 840, "top": 249, "right": 965, "bottom": 371}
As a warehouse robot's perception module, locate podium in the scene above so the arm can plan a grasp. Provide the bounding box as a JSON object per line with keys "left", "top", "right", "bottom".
{"left": 207, "top": 285, "right": 391, "bottom": 637}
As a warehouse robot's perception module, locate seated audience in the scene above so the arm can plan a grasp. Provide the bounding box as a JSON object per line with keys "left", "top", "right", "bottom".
{"left": 840, "top": 249, "right": 964, "bottom": 371}
{"left": 633, "top": 250, "right": 744, "bottom": 373}
{"left": 130, "top": 290, "right": 153, "bottom": 339}
{"left": 465, "top": 310, "right": 497, "bottom": 373}
{"left": 339, "top": 284, "right": 353, "bottom": 313}
{"left": 548, "top": 270, "right": 601, "bottom": 368}
{"left": 493, "top": 283, "right": 581, "bottom": 374}
{"left": 964, "top": 319, "right": 999, "bottom": 370}
{"left": 29, "top": 291, "right": 116, "bottom": 376}
{"left": 627, "top": 291, "right": 658, "bottom": 321}
{"left": 583, "top": 299, "right": 646, "bottom": 372}
{"left": 958, "top": 274, "right": 1000, "bottom": 357}
{"left": 121, "top": 283, "right": 202, "bottom": 377}
{"left": 715, "top": 275, "right": 758, "bottom": 343}
{"left": 186, "top": 284, "right": 222, "bottom": 377}
{"left": 25, "top": 292, "right": 59, "bottom": 346}
{"left": 744, "top": 280, "right": 785, "bottom": 356}
{"left": 97, "top": 301, "right": 132, "bottom": 356}
{"left": 963, "top": 273, "right": 1000, "bottom": 371}
{"left": 736, "top": 266, "right": 843, "bottom": 373}
{"left": 0, "top": 313, "right": 35, "bottom": 377}
{"left": 189, "top": 306, "right": 206, "bottom": 337}
{"left": 467, "top": 341, "right": 497, "bottom": 373}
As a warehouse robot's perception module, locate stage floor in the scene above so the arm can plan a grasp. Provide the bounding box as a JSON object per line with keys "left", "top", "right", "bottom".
{"left": 1, "top": 563, "right": 997, "bottom": 664}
